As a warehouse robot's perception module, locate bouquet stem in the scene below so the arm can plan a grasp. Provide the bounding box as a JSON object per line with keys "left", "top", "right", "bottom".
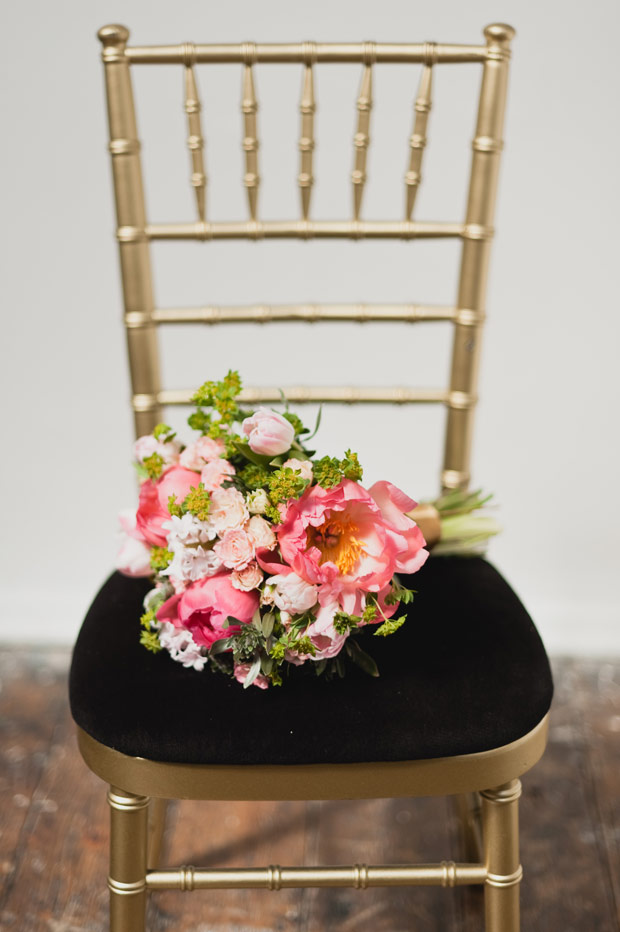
{"left": 408, "top": 489, "right": 501, "bottom": 557}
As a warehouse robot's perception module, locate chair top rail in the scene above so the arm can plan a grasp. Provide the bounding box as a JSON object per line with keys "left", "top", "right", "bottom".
{"left": 124, "top": 42, "right": 489, "bottom": 66}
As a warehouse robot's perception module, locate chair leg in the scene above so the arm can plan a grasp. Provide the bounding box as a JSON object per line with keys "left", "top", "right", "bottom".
{"left": 147, "top": 798, "right": 169, "bottom": 870}
{"left": 108, "top": 786, "right": 149, "bottom": 932}
{"left": 454, "top": 792, "right": 483, "bottom": 862}
{"left": 481, "top": 780, "right": 522, "bottom": 932}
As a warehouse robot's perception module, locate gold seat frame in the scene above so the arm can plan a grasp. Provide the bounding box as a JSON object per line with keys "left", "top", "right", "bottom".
{"left": 83, "top": 22, "right": 548, "bottom": 932}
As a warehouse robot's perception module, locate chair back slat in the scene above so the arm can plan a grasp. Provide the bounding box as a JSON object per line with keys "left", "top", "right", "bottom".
{"left": 352, "top": 55, "right": 373, "bottom": 219}
{"left": 241, "top": 53, "right": 260, "bottom": 220}
{"left": 97, "top": 23, "right": 516, "bottom": 489}
{"left": 298, "top": 55, "right": 316, "bottom": 219}
{"left": 405, "top": 52, "right": 434, "bottom": 220}
{"left": 183, "top": 48, "right": 207, "bottom": 222}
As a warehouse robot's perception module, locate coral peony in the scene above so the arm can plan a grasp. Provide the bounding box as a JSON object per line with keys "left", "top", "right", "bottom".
{"left": 276, "top": 479, "right": 428, "bottom": 614}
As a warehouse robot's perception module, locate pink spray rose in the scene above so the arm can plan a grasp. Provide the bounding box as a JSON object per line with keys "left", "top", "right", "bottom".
{"left": 134, "top": 434, "right": 181, "bottom": 468}
{"left": 276, "top": 479, "right": 428, "bottom": 614}
{"left": 179, "top": 436, "right": 226, "bottom": 470}
{"left": 210, "top": 487, "right": 249, "bottom": 535}
{"left": 200, "top": 458, "right": 236, "bottom": 493}
{"left": 233, "top": 662, "right": 269, "bottom": 689}
{"left": 242, "top": 407, "right": 295, "bottom": 456}
{"left": 213, "top": 528, "right": 255, "bottom": 570}
{"left": 246, "top": 514, "right": 277, "bottom": 550}
{"left": 157, "top": 574, "right": 259, "bottom": 648}
{"left": 231, "top": 562, "right": 264, "bottom": 591}
{"left": 135, "top": 467, "right": 201, "bottom": 547}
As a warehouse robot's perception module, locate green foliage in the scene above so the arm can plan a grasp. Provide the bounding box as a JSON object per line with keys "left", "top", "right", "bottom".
{"left": 183, "top": 483, "right": 211, "bottom": 521}
{"left": 341, "top": 449, "right": 363, "bottom": 481}
{"left": 374, "top": 616, "right": 406, "bottom": 637}
{"left": 167, "top": 495, "right": 183, "bottom": 518}
{"left": 190, "top": 370, "right": 242, "bottom": 425}
{"left": 149, "top": 547, "right": 173, "bottom": 573}
{"left": 333, "top": 611, "right": 362, "bottom": 635}
{"left": 312, "top": 456, "right": 343, "bottom": 489}
{"left": 187, "top": 408, "right": 211, "bottom": 434}
{"left": 153, "top": 423, "right": 176, "bottom": 442}
{"left": 239, "top": 463, "right": 271, "bottom": 489}
{"left": 140, "top": 629, "right": 163, "bottom": 653}
{"left": 362, "top": 602, "right": 379, "bottom": 623}
{"left": 267, "top": 466, "right": 309, "bottom": 506}
{"left": 312, "top": 450, "right": 364, "bottom": 488}
{"left": 282, "top": 411, "right": 307, "bottom": 436}
{"left": 384, "top": 582, "right": 416, "bottom": 606}
{"left": 142, "top": 452, "right": 164, "bottom": 480}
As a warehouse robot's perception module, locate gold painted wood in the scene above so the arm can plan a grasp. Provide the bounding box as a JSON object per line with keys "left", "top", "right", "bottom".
{"left": 145, "top": 219, "right": 466, "bottom": 240}
{"left": 442, "top": 23, "right": 516, "bottom": 491}
{"left": 150, "top": 303, "right": 460, "bottom": 325}
{"left": 146, "top": 861, "right": 487, "bottom": 890}
{"left": 482, "top": 781, "right": 522, "bottom": 932}
{"left": 298, "top": 50, "right": 316, "bottom": 219}
{"left": 183, "top": 46, "right": 206, "bottom": 222}
{"left": 154, "top": 386, "right": 453, "bottom": 407}
{"left": 108, "top": 787, "right": 148, "bottom": 932}
{"left": 241, "top": 50, "right": 259, "bottom": 220}
{"left": 352, "top": 51, "right": 374, "bottom": 219}
{"left": 405, "top": 48, "right": 435, "bottom": 220}
{"left": 125, "top": 42, "right": 488, "bottom": 65}
{"left": 77, "top": 714, "right": 548, "bottom": 802}
{"left": 98, "top": 25, "right": 162, "bottom": 438}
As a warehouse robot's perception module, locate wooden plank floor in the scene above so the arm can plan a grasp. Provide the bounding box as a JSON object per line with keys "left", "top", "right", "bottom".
{"left": 0, "top": 651, "right": 618, "bottom": 931}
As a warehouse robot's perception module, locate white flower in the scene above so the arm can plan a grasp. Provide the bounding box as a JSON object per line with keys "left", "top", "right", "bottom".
{"left": 246, "top": 488, "right": 270, "bottom": 515}
{"left": 265, "top": 572, "right": 318, "bottom": 614}
{"left": 162, "top": 545, "right": 222, "bottom": 583}
{"left": 158, "top": 621, "right": 208, "bottom": 671}
{"left": 163, "top": 513, "right": 215, "bottom": 546}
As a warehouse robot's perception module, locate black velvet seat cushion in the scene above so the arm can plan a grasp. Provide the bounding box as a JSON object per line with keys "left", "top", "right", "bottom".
{"left": 69, "top": 557, "right": 552, "bottom": 766}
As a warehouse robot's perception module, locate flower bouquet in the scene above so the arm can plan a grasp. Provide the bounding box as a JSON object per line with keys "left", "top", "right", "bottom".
{"left": 116, "top": 371, "right": 497, "bottom": 688}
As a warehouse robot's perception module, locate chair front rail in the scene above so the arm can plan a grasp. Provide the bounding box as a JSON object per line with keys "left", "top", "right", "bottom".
{"left": 124, "top": 42, "right": 490, "bottom": 65}
{"left": 146, "top": 861, "right": 488, "bottom": 891}
{"left": 148, "top": 302, "right": 465, "bottom": 325}
{"left": 144, "top": 219, "right": 473, "bottom": 240}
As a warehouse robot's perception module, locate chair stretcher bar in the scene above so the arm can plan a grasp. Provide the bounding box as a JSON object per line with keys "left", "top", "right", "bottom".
{"left": 132, "top": 387, "right": 477, "bottom": 409}
{"left": 147, "top": 303, "right": 470, "bottom": 325}
{"left": 140, "top": 220, "right": 481, "bottom": 241}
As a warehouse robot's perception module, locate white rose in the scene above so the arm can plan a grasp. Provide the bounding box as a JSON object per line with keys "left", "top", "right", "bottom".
{"left": 282, "top": 458, "right": 313, "bottom": 482}
{"left": 267, "top": 572, "right": 318, "bottom": 614}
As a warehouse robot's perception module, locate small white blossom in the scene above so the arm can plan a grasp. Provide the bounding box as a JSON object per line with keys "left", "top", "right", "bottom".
{"left": 246, "top": 488, "right": 270, "bottom": 515}
{"left": 158, "top": 621, "right": 208, "bottom": 671}
{"left": 162, "top": 545, "right": 222, "bottom": 583}
{"left": 163, "top": 513, "right": 215, "bottom": 546}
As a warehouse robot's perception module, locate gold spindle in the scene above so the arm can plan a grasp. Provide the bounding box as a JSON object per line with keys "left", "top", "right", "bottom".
{"left": 405, "top": 43, "right": 435, "bottom": 220}
{"left": 241, "top": 44, "right": 259, "bottom": 220}
{"left": 183, "top": 45, "right": 206, "bottom": 222}
{"left": 442, "top": 23, "right": 516, "bottom": 492}
{"left": 298, "top": 44, "right": 316, "bottom": 220}
{"left": 98, "top": 24, "right": 162, "bottom": 439}
{"left": 352, "top": 43, "right": 375, "bottom": 220}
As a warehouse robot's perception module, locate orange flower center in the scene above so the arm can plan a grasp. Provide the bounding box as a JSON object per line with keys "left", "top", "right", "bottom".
{"left": 307, "top": 514, "right": 366, "bottom": 575}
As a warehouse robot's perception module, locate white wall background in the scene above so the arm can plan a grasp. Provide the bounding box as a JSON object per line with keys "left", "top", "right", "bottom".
{"left": 1, "top": 0, "right": 618, "bottom": 653}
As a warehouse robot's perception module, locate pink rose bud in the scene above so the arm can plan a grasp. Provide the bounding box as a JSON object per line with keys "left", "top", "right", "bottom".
{"left": 242, "top": 407, "right": 295, "bottom": 457}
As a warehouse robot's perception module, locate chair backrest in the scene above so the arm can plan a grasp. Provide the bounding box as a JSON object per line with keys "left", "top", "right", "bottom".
{"left": 98, "top": 22, "right": 515, "bottom": 492}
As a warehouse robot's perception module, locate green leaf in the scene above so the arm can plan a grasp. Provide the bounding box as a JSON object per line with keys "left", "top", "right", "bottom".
{"left": 260, "top": 654, "right": 274, "bottom": 675}
{"left": 210, "top": 637, "right": 234, "bottom": 655}
{"left": 261, "top": 613, "right": 275, "bottom": 638}
{"left": 243, "top": 657, "right": 262, "bottom": 689}
{"left": 345, "top": 639, "right": 380, "bottom": 677}
{"left": 305, "top": 405, "right": 323, "bottom": 442}
{"left": 233, "top": 440, "right": 274, "bottom": 468}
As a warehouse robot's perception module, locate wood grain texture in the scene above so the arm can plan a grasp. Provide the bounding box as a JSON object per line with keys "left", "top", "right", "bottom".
{"left": 1, "top": 653, "right": 618, "bottom": 931}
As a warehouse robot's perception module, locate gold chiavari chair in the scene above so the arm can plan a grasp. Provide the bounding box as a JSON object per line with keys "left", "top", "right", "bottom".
{"left": 70, "top": 23, "right": 553, "bottom": 932}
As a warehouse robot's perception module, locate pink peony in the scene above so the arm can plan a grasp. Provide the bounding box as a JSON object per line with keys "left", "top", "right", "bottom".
{"left": 242, "top": 407, "right": 295, "bottom": 456}
{"left": 135, "top": 467, "right": 201, "bottom": 547}
{"left": 200, "top": 459, "right": 235, "bottom": 493}
{"left": 157, "top": 574, "right": 259, "bottom": 648}
{"left": 213, "top": 528, "right": 255, "bottom": 570}
{"left": 276, "top": 479, "right": 428, "bottom": 614}
{"left": 231, "top": 562, "right": 264, "bottom": 591}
